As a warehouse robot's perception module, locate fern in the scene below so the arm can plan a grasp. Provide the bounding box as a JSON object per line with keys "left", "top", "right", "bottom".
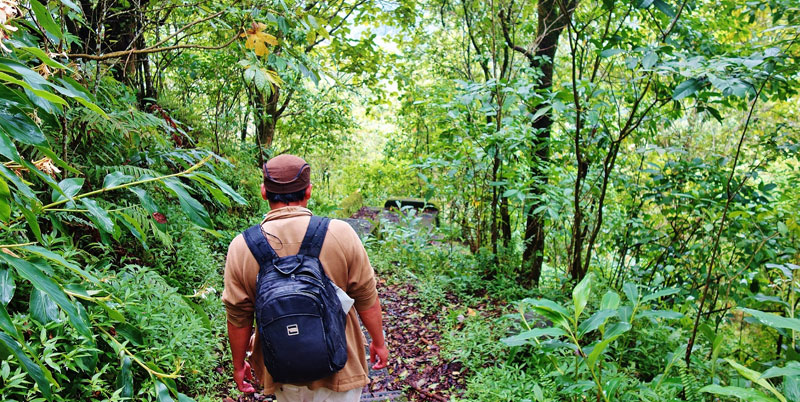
{"left": 89, "top": 164, "right": 163, "bottom": 181}
{"left": 125, "top": 205, "right": 173, "bottom": 248}
{"left": 678, "top": 361, "right": 701, "bottom": 401}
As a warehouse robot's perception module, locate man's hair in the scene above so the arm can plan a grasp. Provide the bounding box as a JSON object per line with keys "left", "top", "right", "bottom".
{"left": 265, "top": 188, "right": 307, "bottom": 203}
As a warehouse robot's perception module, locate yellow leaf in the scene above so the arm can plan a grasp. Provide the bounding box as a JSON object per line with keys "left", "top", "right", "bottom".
{"left": 467, "top": 308, "right": 477, "bottom": 317}
{"left": 243, "top": 22, "right": 276, "bottom": 58}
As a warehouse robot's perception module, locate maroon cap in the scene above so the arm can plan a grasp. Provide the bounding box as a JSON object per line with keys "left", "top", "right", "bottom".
{"left": 263, "top": 154, "right": 311, "bottom": 194}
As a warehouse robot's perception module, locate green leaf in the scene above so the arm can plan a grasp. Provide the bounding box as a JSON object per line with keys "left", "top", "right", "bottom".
{"left": 600, "top": 48, "right": 624, "bottom": 58}
{"left": 116, "top": 211, "right": 147, "bottom": 249}
{"left": 578, "top": 309, "right": 618, "bottom": 337}
{"left": 699, "top": 384, "right": 777, "bottom": 402}
{"left": 522, "top": 298, "right": 571, "bottom": 330}
{"left": 761, "top": 363, "right": 800, "bottom": 379}
{"left": 192, "top": 172, "right": 247, "bottom": 205}
{"left": 600, "top": 291, "right": 620, "bottom": 310}
{"left": 17, "top": 47, "right": 69, "bottom": 70}
{"left": 573, "top": 272, "right": 594, "bottom": 320}
{"left": 0, "top": 254, "right": 93, "bottom": 340}
{"left": 637, "top": 310, "right": 683, "bottom": 320}
{"left": 0, "top": 331, "right": 53, "bottom": 399}
{"left": 740, "top": 308, "right": 800, "bottom": 332}
{"left": 501, "top": 327, "right": 566, "bottom": 347}
{"left": 30, "top": 289, "right": 60, "bottom": 325}
{"left": 115, "top": 323, "right": 144, "bottom": 346}
{"left": 19, "top": 204, "right": 43, "bottom": 243}
{"left": 59, "top": 0, "right": 82, "bottom": 14}
{"left": 181, "top": 296, "right": 213, "bottom": 331}
{"left": 642, "top": 51, "right": 658, "bottom": 69}
{"left": 0, "top": 302, "right": 19, "bottom": 339}
{"left": 586, "top": 322, "right": 631, "bottom": 366}
{"left": 103, "top": 172, "right": 134, "bottom": 189}
{"left": 0, "top": 72, "right": 67, "bottom": 107}
{"left": 0, "top": 128, "right": 21, "bottom": 162}
{"left": 636, "top": 0, "right": 655, "bottom": 8}
{"left": 0, "top": 164, "right": 36, "bottom": 199}
{"left": 672, "top": 78, "right": 701, "bottom": 100}
{"left": 726, "top": 359, "right": 786, "bottom": 402}
{"left": 117, "top": 354, "right": 133, "bottom": 398}
{"left": 0, "top": 268, "right": 13, "bottom": 305}
{"left": 20, "top": 245, "right": 103, "bottom": 287}
{"left": 641, "top": 287, "right": 680, "bottom": 302}
{"left": 622, "top": 282, "right": 639, "bottom": 305}
{"left": 155, "top": 381, "right": 175, "bottom": 402}
{"left": 0, "top": 107, "right": 47, "bottom": 146}
{"left": 162, "top": 178, "right": 212, "bottom": 229}
{"left": 653, "top": 0, "right": 676, "bottom": 17}
{"left": 52, "top": 177, "right": 84, "bottom": 203}
{"left": 0, "top": 176, "right": 10, "bottom": 221}
{"left": 129, "top": 187, "right": 158, "bottom": 214}
{"left": 177, "top": 393, "right": 196, "bottom": 402}
{"left": 30, "top": 0, "right": 64, "bottom": 39}
{"left": 81, "top": 198, "right": 115, "bottom": 233}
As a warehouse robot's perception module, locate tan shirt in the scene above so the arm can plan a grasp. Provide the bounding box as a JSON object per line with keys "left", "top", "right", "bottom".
{"left": 222, "top": 206, "right": 378, "bottom": 393}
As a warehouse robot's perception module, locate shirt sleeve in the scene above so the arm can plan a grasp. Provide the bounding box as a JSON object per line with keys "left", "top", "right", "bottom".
{"left": 222, "top": 234, "right": 256, "bottom": 328}
{"left": 339, "top": 223, "right": 378, "bottom": 311}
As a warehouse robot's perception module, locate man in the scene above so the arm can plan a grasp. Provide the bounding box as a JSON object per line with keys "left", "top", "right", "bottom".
{"left": 222, "top": 154, "right": 389, "bottom": 401}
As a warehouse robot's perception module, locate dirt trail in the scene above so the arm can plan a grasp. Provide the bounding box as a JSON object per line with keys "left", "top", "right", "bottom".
{"left": 220, "top": 281, "right": 468, "bottom": 402}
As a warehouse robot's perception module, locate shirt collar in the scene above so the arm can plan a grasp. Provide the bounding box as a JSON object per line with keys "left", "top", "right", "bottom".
{"left": 262, "top": 206, "right": 313, "bottom": 223}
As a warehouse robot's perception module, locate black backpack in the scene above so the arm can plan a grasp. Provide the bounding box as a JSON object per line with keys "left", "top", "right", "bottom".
{"left": 242, "top": 216, "right": 348, "bottom": 383}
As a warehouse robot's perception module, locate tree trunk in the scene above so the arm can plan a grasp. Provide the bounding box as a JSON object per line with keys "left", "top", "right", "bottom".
{"left": 506, "top": 0, "right": 578, "bottom": 287}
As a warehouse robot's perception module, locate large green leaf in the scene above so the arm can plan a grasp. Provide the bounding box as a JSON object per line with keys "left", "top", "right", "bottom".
{"left": 0, "top": 107, "right": 47, "bottom": 146}
{"left": 0, "top": 303, "right": 19, "bottom": 338}
{"left": 162, "top": 178, "right": 212, "bottom": 228}
{"left": 586, "top": 322, "right": 631, "bottom": 366}
{"left": 699, "top": 384, "right": 777, "bottom": 402}
{"left": 0, "top": 164, "right": 36, "bottom": 199}
{"left": 0, "top": 176, "right": 10, "bottom": 222}
{"left": 522, "top": 298, "right": 571, "bottom": 330}
{"left": 501, "top": 327, "right": 566, "bottom": 347}
{"left": 81, "top": 198, "right": 115, "bottom": 233}
{"left": 622, "top": 282, "right": 639, "bottom": 305}
{"left": 0, "top": 128, "right": 20, "bottom": 162}
{"left": 0, "top": 331, "right": 53, "bottom": 400}
{"left": 672, "top": 78, "right": 702, "bottom": 100}
{"left": 638, "top": 310, "right": 683, "bottom": 320}
{"left": 0, "top": 72, "right": 67, "bottom": 107}
{"left": 30, "top": 0, "right": 64, "bottom": 39}
{"left": 103, "top": 172, "right": 134, "bottom": 189}
{"left": 577, "top": 309, "right": 618, "bottom": 337}
{"left": 19, "top": 204, "right": 43, "bottom": 243}
{"left": 740, "top": 308, "right": 800, "bottom": 332}
{"left": 761, "top": 362, "right": 800, "bottom": 379}
{"left": 30, "top": 289, "right": 60, "bottom": 325}
{"left": 0, "top": 268, "right": 13, "bottom": 305}
{"left": 117, "top": 354, "right": 133, "bottom": 398}
{"left": 726, "top": 358, "right": 787, "bottom": 402}
{"left": 641, "top": 287, "right": 680, "bottom": 302}
{"left": 600, "top": 291, "right": 620, "bottom": 310}
{"left": 0, "top": 254, "right": 93, "bottom": 340}
{"left": 177, "top": 393, "right": 196, "bottom": 402}
{"left": 20, "top": 245, "right": 103, "bottom": 287}
{"left": 52, "top": 177, "right": 84, "bottom": 204}
{"left": 192, "top": 172, "right": 247, "bottom": 205}
{"left": 129, "top": 187, "right": 158, "bottom": 214}
{"left": 155, "top": 381, "right": 175, "bottom": 402}
{"left": 573, "top": 272, "right": 594, "bottom": 320}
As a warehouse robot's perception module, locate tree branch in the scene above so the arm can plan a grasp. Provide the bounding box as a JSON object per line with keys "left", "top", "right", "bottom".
{"left": 68, "top": 33, "right": 240, "bottom": 60}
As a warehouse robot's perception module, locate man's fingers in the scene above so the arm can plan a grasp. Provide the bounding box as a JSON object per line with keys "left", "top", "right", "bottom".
{"left": 238, "top": 380, "right": 256, "bottom": 393}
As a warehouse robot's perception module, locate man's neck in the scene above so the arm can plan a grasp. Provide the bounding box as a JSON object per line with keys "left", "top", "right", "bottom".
{"left": 268, "top": 201, "right": 308, "bottom": 210}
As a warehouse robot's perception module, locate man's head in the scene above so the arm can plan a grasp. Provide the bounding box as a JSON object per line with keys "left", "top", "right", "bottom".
{"left": 261, "top": 154, "right": 312, "bottom": 208}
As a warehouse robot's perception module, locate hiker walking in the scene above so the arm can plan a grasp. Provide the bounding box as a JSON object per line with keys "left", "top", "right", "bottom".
{"left": 223, "top": 154, "right": 389, "bottom": 401}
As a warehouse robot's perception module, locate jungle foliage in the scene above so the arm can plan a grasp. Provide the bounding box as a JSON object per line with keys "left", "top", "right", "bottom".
{"left": 0, "top": 0, "right": 799, "bottom": 401}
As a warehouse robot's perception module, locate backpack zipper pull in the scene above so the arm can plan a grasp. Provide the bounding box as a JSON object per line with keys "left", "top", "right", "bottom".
{"left": 291, "top": 274, "right": 296, "bottom": 280}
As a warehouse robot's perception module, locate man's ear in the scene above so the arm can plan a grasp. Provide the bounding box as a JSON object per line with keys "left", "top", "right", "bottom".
{"left": 261, "top": 183, "right": 268, "bottom": 201}
{"left": 304, "top": 184, "right": 312, "bottom": 201}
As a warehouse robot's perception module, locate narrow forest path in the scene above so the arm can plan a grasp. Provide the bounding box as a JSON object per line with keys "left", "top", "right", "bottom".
{"left": 221, "top": 281, "right": 471, "bottom": 402}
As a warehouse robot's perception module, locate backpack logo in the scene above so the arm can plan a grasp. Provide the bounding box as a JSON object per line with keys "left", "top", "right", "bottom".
{"left": 287, "top": 324, "right": 299, "bottom": 336}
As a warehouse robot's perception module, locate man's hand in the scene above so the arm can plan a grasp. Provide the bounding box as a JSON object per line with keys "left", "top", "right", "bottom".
{"left": 369, "top": 341, "right": 389, "bottom": 370}
{"left": 228, "top": 321, "right": 256, "bottom": 393}
{"left": 233, "top": 361, "right": 256, "bottom": 393}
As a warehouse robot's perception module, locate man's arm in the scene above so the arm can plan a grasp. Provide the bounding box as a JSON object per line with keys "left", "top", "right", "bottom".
{"left": 228, "top": 321, "right": 256, "bottom": 393}
{"left": 357, "top": 299, "right": 389, "bottom": 369}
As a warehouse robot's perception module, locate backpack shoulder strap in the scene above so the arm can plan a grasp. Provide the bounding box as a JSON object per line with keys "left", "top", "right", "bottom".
{"left": 242, "top": 224, "right": 278, "bottom": 269}
{"left": 298, "top": 216, "right": 331, "bottom": 258}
